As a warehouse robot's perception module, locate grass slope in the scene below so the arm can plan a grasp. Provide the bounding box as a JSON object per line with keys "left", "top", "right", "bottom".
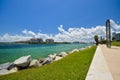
{"left": 0, "top": 46, "right": 96, "bottom": 80}
{"left": 111, "top": 41, "right": 120, "bottom": 46}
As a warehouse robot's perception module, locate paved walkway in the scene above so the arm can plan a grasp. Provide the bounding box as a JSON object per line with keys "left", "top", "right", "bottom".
{"left": 86, "top": 45, "right": 113, "bottom": 80}
{"left": 100, "top": 45, "right": 120, "bottom": 80}
{"left": 86, "top": 45, "right": 120, "bottom": 80}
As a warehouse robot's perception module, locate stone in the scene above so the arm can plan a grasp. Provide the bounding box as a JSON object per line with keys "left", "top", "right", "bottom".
{"left": 42, "top": 57, "right": 53, "bottom": 65}
{"left": 0, "top": 69, "right": 9, "bottom": 75}
{"left": 48, "top": 53, "right": 56, "bottom": 60}
{"left": 38, "top": 58, "right": 44, "bottom": 63}
{"left": 54, "top": 56, "right": 63, "bottom": 61}
{"left": 0, "top": 63, "right": 11, "bottom": 70}
{"left": 29, "top": 60, "right": 40, "bottom": 67}
{"left": 8, "top": 67, "right": 18, "bottom": 73}
{"left": 72, "top": 49, "right": 79, "bottom": 52}
{"left": 14, "top": 55, "right": 32, "bottom": 68}
{"left": 69, "top": 49, "right": 79, "bottom": 54}
{"left": 68, "top": 51, "right": 73, "bottom": 54}
{"left": 59, "top": 52, "right": 67, "bottom": 57}
{"left": 7, "top": 63, "right": 15, "bottom": 70}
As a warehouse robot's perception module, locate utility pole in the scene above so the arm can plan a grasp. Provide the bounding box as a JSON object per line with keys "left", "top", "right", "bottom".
{"left": 106, "top": 19, "right": 111, "bottom": 48}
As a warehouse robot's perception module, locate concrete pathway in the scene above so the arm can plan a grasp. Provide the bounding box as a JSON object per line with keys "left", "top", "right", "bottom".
{"left": 100, "top": 45, "right": 120, "bottom": 80}
{"left": 85, "top": 45, "right": 113, "bottom": 80}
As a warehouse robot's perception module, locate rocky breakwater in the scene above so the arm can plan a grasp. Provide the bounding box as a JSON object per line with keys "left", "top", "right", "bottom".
{"left": 14, "top": 55, "right": 32, "bottom": 69}
{"left": 0, "top": 55, "right": 33, "bottom": 75}
{"left": 0, "top": 52, "right": 68, "bottom": 75}
{"left": 0, "top": 46, "right": 92, "bottom": 75}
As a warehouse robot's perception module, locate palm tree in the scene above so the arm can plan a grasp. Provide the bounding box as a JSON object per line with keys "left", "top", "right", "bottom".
{"left": 94, "top": 35, "right": 99, "bottom": 45}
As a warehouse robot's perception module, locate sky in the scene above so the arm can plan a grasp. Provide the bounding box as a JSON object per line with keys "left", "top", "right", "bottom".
{"left": 0, "top": 0, "right": 120, "bottom": 42}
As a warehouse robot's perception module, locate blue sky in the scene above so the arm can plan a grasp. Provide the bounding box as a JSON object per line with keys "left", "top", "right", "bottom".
{"left": 0, "top": 0, "right": 120, "bottom": 42}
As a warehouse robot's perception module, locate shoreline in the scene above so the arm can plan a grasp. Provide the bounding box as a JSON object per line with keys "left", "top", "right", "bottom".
{"left": 0, "top": 45, "right": 92, "bottom": 75}
{"left": 0, "top": 43, "right": 92, "bottom": 64}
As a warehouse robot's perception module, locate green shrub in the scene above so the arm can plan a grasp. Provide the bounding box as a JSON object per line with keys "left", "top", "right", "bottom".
{"left": 111, "top": 41, "right": 120, "bottom": 46}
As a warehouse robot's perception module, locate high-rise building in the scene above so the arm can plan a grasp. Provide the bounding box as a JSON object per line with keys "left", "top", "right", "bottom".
{"left": 45, "top": 39, "right": 54, "bottom": 44}
{"left": 30, "top": 38, "right": 43, "bottom": 43}
{"left": 112, "top": 32, "right": 120, "bottom": 41}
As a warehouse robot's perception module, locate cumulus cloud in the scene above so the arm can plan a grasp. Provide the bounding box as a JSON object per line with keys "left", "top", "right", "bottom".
{"left": 0, "top": 33, "right": 32, "bottom": 42}
{"left": 110, "top": 19, "right": 120, "bottom": 31}
{"left": 0, "top": 19, "right": 120, "bottom": 42}
{"left": 54, "top": 25, "right": 106, "bottom": 42}
{"left": 35, "top": 33, "right": 53, "bottom": 40}
{"left": 22, "top": 29, "right": 36, "bottom": 36}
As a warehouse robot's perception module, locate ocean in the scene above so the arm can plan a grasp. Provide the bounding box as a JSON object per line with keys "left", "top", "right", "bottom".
{"left": 0, "top": 43, "right": 92, "bottom": 64}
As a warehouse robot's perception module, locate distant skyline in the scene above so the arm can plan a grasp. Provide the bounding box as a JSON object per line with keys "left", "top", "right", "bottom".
{"left": 0, "top": 0, "right": 120, "bottom": 42}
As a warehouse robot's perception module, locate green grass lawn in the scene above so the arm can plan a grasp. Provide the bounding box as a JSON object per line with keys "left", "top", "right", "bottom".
{"left": 111, "top": 41, "right": 120, "bottom": 46}
{"left": 0, "top": 46, "right": 96, "bottom": 80}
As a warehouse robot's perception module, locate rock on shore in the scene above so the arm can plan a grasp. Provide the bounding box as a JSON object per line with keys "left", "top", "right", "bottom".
{"left": 14, "top": 55, "right": 32, "bottom": 68}
{"left": 42, "top": 57, "right": 53, "bottom": 65}
{"left": 29, "top": 60, "right": 41, "bottom": 67}
{"left": 54, "top": 56, "right": 62, "bottom": 61}
{"left": 58, "top": 52, "right": 67, "bottom": 57}
{"left": 0, "top": 46, "right": 90, "bottom": 75}
{"left": 0, "top": 63, "right": 11, "bottom": 70}
{"left": 69, "top": 49, "right": 79, "bottom": 53}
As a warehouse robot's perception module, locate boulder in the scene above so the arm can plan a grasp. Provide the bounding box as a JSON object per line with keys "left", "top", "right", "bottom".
{"left": 0, "top": 63, "right": 11, "bottom": 70}
{"left": 29, "top": 60, "right": 41, "bottom": 67}
{"left": 48, "top": 53, "right": 56, "bottom": 60}
{"left": 59, "top": 52, "right": 67, "bottom": 57}
{"left": 0, "top": 69, "right": 9, "bottom": 75}
{"left": 68, "top": 51, "right": 73, "bottom": 54}
{"left": 54, "top": 56, "right": 63, "bottom": 61}
{"left": 42, "top": 57, "right": 53, "bottom": 65}
{"left": 69, "top": 49, "right": 79, "bottom": 53}
{"left": 14, "top": 55, "right": 32, "bottom": 68}
{"left": 38, "top": 58, "right": 44, "bottom": 63}
{"left": 7, "top": 63, "right": 15, "bottom": 70}
{"left": 8, "top": 67, "right": 18, "bottom": 73}
{"left": 73, "top": 49, "right": 79, "bottom": 52}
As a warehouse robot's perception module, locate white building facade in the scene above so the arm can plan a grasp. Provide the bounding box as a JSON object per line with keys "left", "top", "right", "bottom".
{"left": 112, "top": 32, "right": 120, "bottom": 41}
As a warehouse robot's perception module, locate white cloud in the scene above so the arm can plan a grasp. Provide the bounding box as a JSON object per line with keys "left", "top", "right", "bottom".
{"left": 110, "top": 19, "right": 120, "bottom": 31}
{"left": 54, "top": 25, "right": 106, "bottom": 42}
{"left": 35, "top": 33, "right": 53, "bottom": 40}
{"left": 0, "top": 19, "right": 120, "bottom": 42}
{"left": 58, "top": 25, "right": 65, "bottom": 33}
{"left": 0, "top": 33, "right": 32, "bottom": 42}
{"left": 22, "top": 29, "right": 36, "bottom": 36}
{"left": 22, "top": 29, "right": 27, "bottom": 34}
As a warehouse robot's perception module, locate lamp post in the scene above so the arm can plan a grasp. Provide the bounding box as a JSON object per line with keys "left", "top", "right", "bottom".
{"left": 106, "top": 19, "right": 111, "bottom": 48}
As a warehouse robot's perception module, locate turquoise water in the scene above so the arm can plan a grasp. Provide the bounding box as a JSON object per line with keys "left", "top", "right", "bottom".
{"left": 0, "top": 43, "right": 92, "bottom": 64}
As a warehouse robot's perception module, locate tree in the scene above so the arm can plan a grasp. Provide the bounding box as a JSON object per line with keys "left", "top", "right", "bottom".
{"left": 112, "top": 37, "right": 115, "bottom": 41}
{"left": 94, "top": 35, "right": 99, "bottom": 45}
